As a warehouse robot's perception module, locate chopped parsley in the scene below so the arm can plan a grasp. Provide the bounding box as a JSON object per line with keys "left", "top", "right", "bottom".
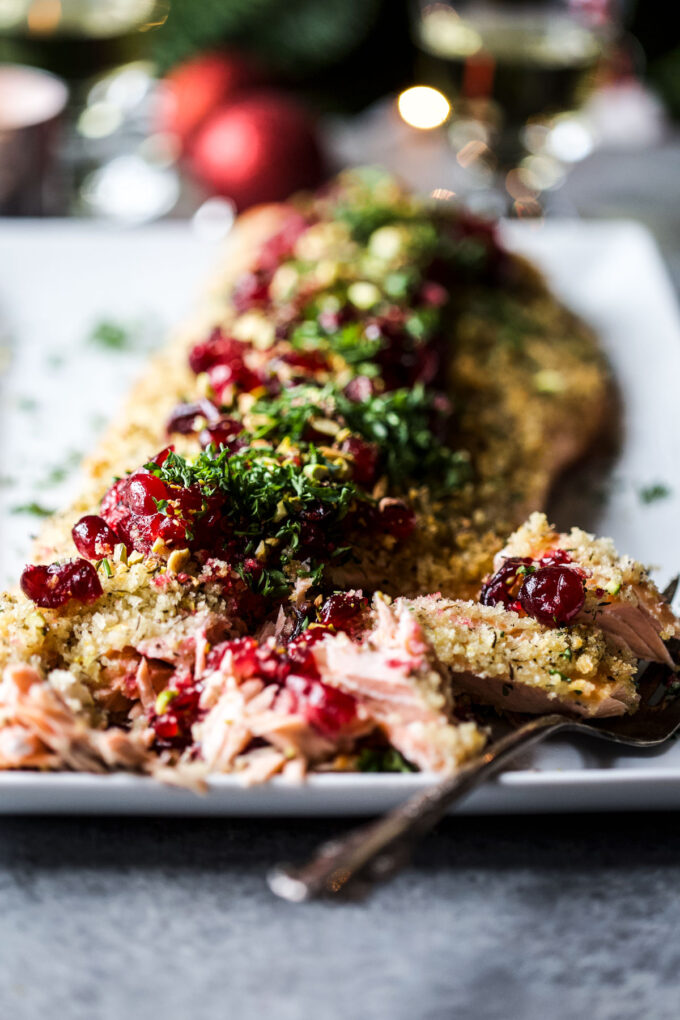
{"left": 357, "top": 747, "right": 416, "bottom": 773}
{"left": 249, "top": 382, "right": 470, "bottom": 493}
{"left": 639, "top": 482, "right": 671, "bottom": 505}
{"left": 88, "top": 319, "right": 134, "bottom": 351}
{"left": 11, "top": 501, "right": 54, "bottom": 517}
{"left": 147, "top": 445, "right": 373, "bottom": 598}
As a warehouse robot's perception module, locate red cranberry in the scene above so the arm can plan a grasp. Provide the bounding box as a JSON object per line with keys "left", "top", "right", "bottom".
{"left": 378, "top": 499, "right": 416, "bottom": 541}
{"left": 540, "top": 548, "right": 573, "bottom": 568}
{"left": 319, "top": 592, "right": 369, "bottom": 632}
{"left": 166, "top": 400, "right": 220, "bottom": 436}
{"left": 151, "top": 678, "right": 202, "bottom": 750}
{"left": 340, "top": 435, "right": 379, "bottom": 488}
{"left": 150, "top": 446, "right": 174, "bottom": 467}
{"left": 199, "top": 418, "right": 245, "bottom": 451}
{"left": 518, "top": 565, "right": 586, "bottom": 626}
{"left": 20, "top": 559, "right": 103, "bottom": 609}
{"left": 297, "top": 503, "right": 335, "bottom": 554}
{"left": 231, "top": 271, "right": 270, "bottom": 313}
{"left": 188, "top": 330, "right": 249, "bottom": 375}
{"left": 125, "top": 472, "right": 169, "bottom": 516}
{"left": 208, "top": 360, "right": 261, "bottom": 398}
{"left": 72, "top": 515, "right": 119, "bottom": 560}
{"left": 479, "top": 558, "right": 534, "bottom": 609}
{"left": 286, "top": 627, "right": 327, "bottom": 668}
{"left": 279, "top": 349, "right": 329, "bottom": 374}
{"left": 286, "top": 673, "right": 358, "bottom": 737}
{"left": 256, "top": 212, "right": 309, "bottom": 272}
{"left": 100, "top": 476, "right": 129, "bottom": 521}
{"left": 370, "top": 318, "right": 439, "bottom": 390}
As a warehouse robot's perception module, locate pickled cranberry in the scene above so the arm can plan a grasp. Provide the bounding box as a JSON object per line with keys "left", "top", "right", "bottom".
{"left": 256, "top": 212, "right": 309, "bottom": 272}
{"left": 518, "top": 565, "right": 586, "bottom": 626}
{"left": 100, "top": 476, "right": 129, "bottom": 522}
{"left": 155, "top": 515, "right": 188, "bottom": 547}
{"left": 72, "top": 515, "right": 119, "bottom": 560}
{"left": 199, "top": 418, "right": 246, "bottom": 451}
{"left": 21, "top": 558, "right": 103, "bottom": 609}
{"left": 188, "top": 330, "right": 249, "bottom": 375}
{"left": 286, "top": 628, "right": 327, "bottom": 671}
{"left": 369, "top": 318, "right": 439, "bottom": 389}
{"left": 231, "top": 271, "right": 269, "bottom": 313}
{"left": 479, "top": 558, "right": 533, "bottom": 609}
{"left": 379, "top": 499, "right": 416, "bottom": 541}
{"left": 151, "top": 679, "right": 202, "bottom": 750}
{"left": 279, "top": 349, "right": 329, "bottom": 374}
{"left": 208, "top": 360, "right": 261, "bottom": 398}
{"left": 540, "top": 548, "right": 573, "bottom": 568}
{"left": 340, "top": 435, "right": 379, "bottom": 488}
{"left": 150, "top": 446, "right": 174, "bottom": 467}
{"left": 297, "top": 503, "right": 334, "bottom": 554}
{"left": 125, "top": 472, "right": 169, "bottom": 516}
{"left": 166, "top": 400, "right": 220, "bottom": 436}
{"left": 320, "top": 592, "right": 369, "bottom": 632}
{"left": 286, "top": 674, "right": 358, "bottom": 737}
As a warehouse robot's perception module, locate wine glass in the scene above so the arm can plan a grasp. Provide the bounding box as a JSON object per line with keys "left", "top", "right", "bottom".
{"left": 411, "top": 0, "right": 620, "bottom": 215}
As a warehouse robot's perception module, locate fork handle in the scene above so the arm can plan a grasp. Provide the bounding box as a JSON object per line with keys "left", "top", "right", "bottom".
{"left": 268, "top": 713, "right": 570, "bottom": 902}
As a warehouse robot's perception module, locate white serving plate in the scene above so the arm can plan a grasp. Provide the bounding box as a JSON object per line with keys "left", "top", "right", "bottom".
{"left": 1, "top": 217, "right": 679, "bottom": 815}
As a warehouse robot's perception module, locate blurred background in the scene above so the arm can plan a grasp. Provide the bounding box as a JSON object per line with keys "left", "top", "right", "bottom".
{"left": 0, "top": 0, "right": 678, "bottom": 245}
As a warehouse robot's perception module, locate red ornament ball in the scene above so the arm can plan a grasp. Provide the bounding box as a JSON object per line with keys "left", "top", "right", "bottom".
{"left": 187, "top": 91, "right": 324, "bottom": 210}
{"left": 157, "top": 51, "right": 267, "bottom": 151}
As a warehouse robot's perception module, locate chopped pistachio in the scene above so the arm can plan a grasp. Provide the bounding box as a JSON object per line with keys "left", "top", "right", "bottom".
{"left": 167, "top": 548, "right": 191, "bottom": 575}
{"left": 155, "top": 688, "right": 177, "bottom": 715}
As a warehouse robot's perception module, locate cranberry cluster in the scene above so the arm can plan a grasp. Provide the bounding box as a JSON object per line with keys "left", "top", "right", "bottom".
{"left": 97, "top": 463, "right": 224, "bottom": 558}
{"left": 188, "top": 330, "right": 263, "bottom": 401}
{"left": 149, "top": 591, "right": 368, "bottom": 749}
{"left": 480, "top": 550, "right": 586, "bottom": 627}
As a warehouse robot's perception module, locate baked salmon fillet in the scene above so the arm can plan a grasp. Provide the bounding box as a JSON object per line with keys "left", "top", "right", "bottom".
{"left": 1, "top": 167, "right": 669, "bottom": 783}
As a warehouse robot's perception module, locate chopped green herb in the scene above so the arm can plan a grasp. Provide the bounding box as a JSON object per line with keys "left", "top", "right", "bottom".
{"left": 639, "top": 483, "right": 671, "bottom": 505}
{"left": 88, "top": 319, "right": 133, "bottom": 351}
{"left": 249, "top": 382, "right": 470, "bottom": 493}
{"left": 11, "top": 501, "right": 53, "bottom": 517}
{"left": 548, "top": 668, "right": 570, "bottom": 682}
{"left": 357, "top": 747, "right": 416, "bottom": 773}
{"left": 148, "top": 444, "right": 373, "bottom": 599}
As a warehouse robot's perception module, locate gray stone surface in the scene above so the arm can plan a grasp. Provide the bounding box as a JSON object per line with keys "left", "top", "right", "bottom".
{"left": 2, "top": 812, "right": 680, "bottom": 1020}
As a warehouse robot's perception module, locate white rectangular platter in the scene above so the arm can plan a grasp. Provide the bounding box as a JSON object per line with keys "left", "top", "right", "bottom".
{"left": 1, "top": 216, "right": 679, "bottom": 815}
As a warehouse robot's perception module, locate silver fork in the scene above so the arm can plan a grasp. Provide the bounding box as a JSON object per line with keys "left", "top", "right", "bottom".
{"left": 268, "top": 634, "right": 680, "bottom": 903}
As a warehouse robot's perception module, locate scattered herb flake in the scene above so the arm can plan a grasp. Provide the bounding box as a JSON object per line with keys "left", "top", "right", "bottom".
{"left": 11, "top": 501, "right": 54, "bottom": 517}
{"left": 639, "top": 483, "right": 671, "bottom": 505}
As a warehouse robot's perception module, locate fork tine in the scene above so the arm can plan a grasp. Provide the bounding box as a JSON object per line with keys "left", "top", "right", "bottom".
{"left": 662, "top": 575, "right": 679, "bottom": 604}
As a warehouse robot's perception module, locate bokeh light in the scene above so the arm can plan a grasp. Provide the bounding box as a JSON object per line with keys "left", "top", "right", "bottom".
{"left": 398, "top": 86, "right": 450, "bottom": 130}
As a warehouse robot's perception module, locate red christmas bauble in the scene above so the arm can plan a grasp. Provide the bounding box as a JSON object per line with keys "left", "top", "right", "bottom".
{"left": 187, "top": 91, "right": 325, "bottom": 210}
{"left": 158, "top": 51, "right": 267, "bottom": 151}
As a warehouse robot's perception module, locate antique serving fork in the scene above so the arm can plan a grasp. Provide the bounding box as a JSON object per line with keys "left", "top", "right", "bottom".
{"left": 269, "top": 627, "right": 680, "bottom": 903}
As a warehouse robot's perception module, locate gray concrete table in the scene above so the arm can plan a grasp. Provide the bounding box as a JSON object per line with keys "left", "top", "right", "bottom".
{"left": 3, "top": 144, "right": 680, "bottom": 1020}
{"left": 2, "top": 812, "right": 680, "bottom": 1019}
